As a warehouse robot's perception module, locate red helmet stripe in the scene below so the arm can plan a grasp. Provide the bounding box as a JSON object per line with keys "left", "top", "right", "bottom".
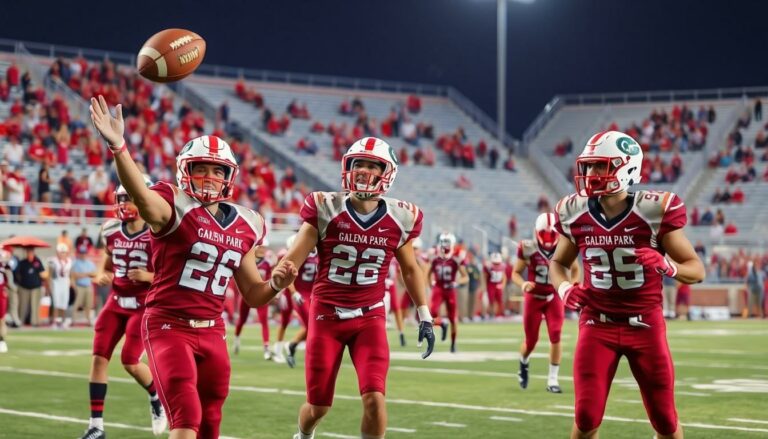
{"left": 364, "top": 137, "right": 377, "bottom": 151}
{"left": 588, "top": 131, "right": 609, "bottom": 145}
{"left": 209, "top": 136, "right": 219, "bottom": 155}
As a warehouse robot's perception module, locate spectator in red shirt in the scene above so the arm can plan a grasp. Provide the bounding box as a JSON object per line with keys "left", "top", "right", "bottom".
{"left": 0, "top": 79, "right": 9, "bottom": 102}
{"left": 86, "top": 138, "right": 104, "bottom": 166}
{"left": 724, "top": 222, "right": 739, "bottom": 235}
{"left": 6, "top": 62, "right": 19, "bottom": 88}
{"left": 462, "top": 143, "right": 475, "bottom": 168}
{"left": 732, "top": 186, "right": 745, "bottom": 203}
{"left": 406, "top": 94, "right": 422, "bottom": 114}
{"left": 28, "top": 138, "right": 48, "bottom": 163}
{"left": 508, "top": 215, "right": 517, "bottom": 238}
{"left": 690, "top": 206, "right": 700, "bottom": 226}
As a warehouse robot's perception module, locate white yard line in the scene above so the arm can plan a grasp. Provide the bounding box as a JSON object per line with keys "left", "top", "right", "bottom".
{"left": 3, "top": 366, "right": 768, "bottom": 434}
{"left": 0, "top": 407, "right": 242, "bottom": 439}
{"left": 431, "top": 421, "right": 466, "bottom": 428}
{"left": 676, "top": 391, "right": 710, "bottom": 397}
{"left": 387, "top": 427, "right": 417, "bottom": 433}
{"left": 728, "top": 418, "right": 768, "bottom": 425}
{"left": 490, "top": 416, "right": 523, "bottom": 422}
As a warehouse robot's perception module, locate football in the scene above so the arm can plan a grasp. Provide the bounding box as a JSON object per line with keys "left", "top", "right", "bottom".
{"left": 137, "top": 28, "right": 206, "bottom": 83}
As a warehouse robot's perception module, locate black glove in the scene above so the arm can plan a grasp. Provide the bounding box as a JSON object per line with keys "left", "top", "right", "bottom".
{"left": 417, "top": 320, "right": 435, "bottom": 359}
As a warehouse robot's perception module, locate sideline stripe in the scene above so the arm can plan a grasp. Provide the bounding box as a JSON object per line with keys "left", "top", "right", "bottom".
{"left": 432, "top": 421, "right": 466, "bottom": 428}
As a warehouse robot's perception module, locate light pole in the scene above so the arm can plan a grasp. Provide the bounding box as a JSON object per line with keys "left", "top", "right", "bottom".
{"left": 497, "top": 0, "right": 507, "bottom": 145}
{"left": 495, "top": 0, "right": 534, "bottom": 147}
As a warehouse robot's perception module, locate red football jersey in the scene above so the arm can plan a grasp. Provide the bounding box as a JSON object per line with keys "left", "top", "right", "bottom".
{"left": 100, "top": 219, "right": 153, "bottom": 299}
{"left": 483, "top": 262, "right": 506, "bottom": 288}
{"left": 430, "top": 255, "right": 465, "bottom": 290}
{"left": 147, "top": 182, "right": 266, "bottom": 320}
{"left": 0, "top": 262, "right": 9, "bottom": 292}
{"left": 517, "top": 240, "right": 557, "bottom": 295}
{"left": 555, "top": 190, "right": 687, "bottom": 315}
{"left": 300, "top": 191, "right": 423, "bottom": 308}
{"left": 294, "top": 252, "right": 318, "bottom": 296}
{"left": 257, "top": 257, "right": 273, "bottom": 279}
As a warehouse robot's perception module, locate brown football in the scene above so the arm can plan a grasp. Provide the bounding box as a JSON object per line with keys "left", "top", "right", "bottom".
{"left": 137, "top": 28, "right": 206, "bottom": 83}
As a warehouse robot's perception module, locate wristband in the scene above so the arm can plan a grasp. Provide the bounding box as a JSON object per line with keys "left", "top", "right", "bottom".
{"left": 110, "top": 142, "right": 127, "bottom": 156}
{"left": 417, "top": 305, "right": 433, "bottom": 322}
{"left": 557, "top": 281, "right": 573, "bottom": 299}
{"left": 269, "top": 278, "right": 281, "bottom": 293}
{"left": 665, "top": 258, "right": 679, "bottom": 278}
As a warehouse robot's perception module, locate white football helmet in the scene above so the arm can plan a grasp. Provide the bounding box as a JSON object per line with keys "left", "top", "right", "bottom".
{"left": 115, "top": 175, "right": 153, "bottom": 222}
{"left": 534, "top": 212, "right": 559, "bottom": 253}
{"left": 176, "top": 135, "right": 239, "bottom": 203}
{"left": 437, "top": 233, "right": 456, "bottom": 258}
{"left": 575, "top": 130, "right": 643, "bottom": 197}
{"left": 341, "top": 137, "right": 398, "bottom": 199}
{"left": 489, "top": 252, "right": 502, "bottom": 264}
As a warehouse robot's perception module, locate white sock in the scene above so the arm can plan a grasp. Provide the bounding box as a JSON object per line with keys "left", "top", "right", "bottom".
{"left": 274, "top": 341, "right": 283, "bottom": 352}
{"left": 89, "top": 417, "right": 104, "bottom": 430}
{"left": 297, "top": 424, "right": 314, "bottom": 438}
{"left": 520, "top": 355, "right": 529, "bottom": 365}
{"left": 548, "top": 363, "right": 560, "bottom": 386}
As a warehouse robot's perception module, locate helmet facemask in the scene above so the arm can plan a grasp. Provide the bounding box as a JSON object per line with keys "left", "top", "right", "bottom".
{"left": 342, "top": 156, "right": 391, "bottom": 200}
{"left": 179, "top": 159, "right": 238, "bottom": 204}
{"left": 574, "top": 156, "right": 630, "bottom": 197}
{"left": 115, "top": 192, "right": 140, "bottom": 222}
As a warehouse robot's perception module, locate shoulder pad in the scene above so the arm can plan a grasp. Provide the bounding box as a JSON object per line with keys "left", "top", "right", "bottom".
{"left": 634, "top": 190, "right": 676, "bottom": 223}
{"left": 555, "top": 194, "right": 589, "bottom": 226}
{"left": 100, "top": 219, "right": 122, "bottom": 239}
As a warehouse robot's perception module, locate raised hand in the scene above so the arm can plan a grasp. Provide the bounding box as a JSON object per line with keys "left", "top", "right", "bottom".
{"left": 89, "top": 95, "right": 125, "bottom": 150}
{"left": 521, "top": 281, "right": 534, "bottom": 293}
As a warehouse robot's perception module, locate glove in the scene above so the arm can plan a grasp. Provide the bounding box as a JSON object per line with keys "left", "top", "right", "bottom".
{"left": 417, "top": 321, "right": 435, "bottom": 359}
{"left": 278, "top": 293, "right": 288, "bottom": 311}
{"left": 292, "top": 291, "right": 304, "bottom": 306}
{"left": 558, "top": 282, "right": 588, "bottom": 311}
{"left": 635, "top": 248, "right": 678, "bottom": 278}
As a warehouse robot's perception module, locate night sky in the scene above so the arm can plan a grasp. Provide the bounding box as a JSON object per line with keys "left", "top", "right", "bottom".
{"left": 1, "top": 0, "right": 766, "bottom": 137}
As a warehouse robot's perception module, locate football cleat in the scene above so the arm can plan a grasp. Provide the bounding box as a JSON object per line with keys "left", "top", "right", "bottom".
{"left": 273, "top": 348, "right": 286, "bottom": 364}
{"left": 450, "top": 342, "right": 456, "bottom": 353}
{"left": 233, "top": 336, "right": 240, "bottom": 355}
{"left": 149, "top": 400, "right": 167, "bottom": 436}
{"left": 263, "top": 349, "right": 273, "bottom": 361}
{"left": 546, "top": 385, "right": 563, "bottom": 394}
{"left": 0, "top": 341, "right": 8, "bottom": 353}
{"left": 399, "top": 332, "right": 406, "bottom": 347}
{"left": 439, "top": 321, "right": 448, "bottom": 342}
{"left": 518, "top": 360, "right": 529, "bottom": 389}
{"left": 79, "top": 427, "right": 106, "bottom": 439}
{"left": 284, "top": 343, "right": 296, "bottom": 369}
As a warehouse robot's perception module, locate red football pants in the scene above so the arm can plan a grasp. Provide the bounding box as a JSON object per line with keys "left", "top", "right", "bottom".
{"left": 573, "top": 309, "right": 678, "bottom": 435}
{"left": 142, "top": 311, "right": 230, "bottom": 438}
{"left": 235, "top": 297, "right": 269, "bottom": 345}
{"left": 430, "top": 287, "right": 457, "bottom": 323}
{"left": 522, "top": 291, "right": 564, "bottom": 352}
{"left": 92, "top": 297, "right": 145, "bottom": 364}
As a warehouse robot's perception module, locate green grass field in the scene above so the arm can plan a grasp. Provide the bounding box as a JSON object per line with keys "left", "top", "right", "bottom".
{"left": 1, "top": 318, "right": 767, "bottom": 438}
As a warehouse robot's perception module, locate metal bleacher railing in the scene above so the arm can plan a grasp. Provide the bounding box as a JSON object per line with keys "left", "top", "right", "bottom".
{"left": 0, "top": 201, "right": 301, "bottom": 230}
{"left": 0, "top": 37, "right": 518, "bottom": 151}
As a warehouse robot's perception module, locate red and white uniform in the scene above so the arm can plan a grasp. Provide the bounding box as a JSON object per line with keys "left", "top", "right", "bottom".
{"left": 483, "top": 262, "right": 506, "bottom": 314}
{"left": 517, "top": 240, "right": 564, "bottom": 352}
{"left": 142, "top": 182, "right": 266, "bottom": 436}
{"left": 293, "top": 252, "right": 318, "bottom": 326}
{"left": 235, "top": 257, "right": 273, "bottom": 343}
{"left": 429, "top": 254, "right": 465, "bottom": 323}
{"left": 0, "top": 262, "right": 10, "bottom": 322}
{"left": 384, "top": 260, "right": 401, "bottom": 314}
{"left": 555, "top": 190, "right": 687, "bottom": 435}
{"left": 300, "top": 191, "right": 422, "bottom": 406}
{"left": 93, "top": 219, "right": 153, "bottom": 365}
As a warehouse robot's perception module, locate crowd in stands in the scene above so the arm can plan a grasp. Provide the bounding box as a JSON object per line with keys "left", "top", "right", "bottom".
{"left": 232, "top": 79, "right": 514, "bottom": 171}
{"left": 0, "top": 59, "right": 314, "bottom": 224}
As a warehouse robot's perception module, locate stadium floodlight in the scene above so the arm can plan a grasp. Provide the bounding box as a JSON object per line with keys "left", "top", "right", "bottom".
{"left": 474, "top": 0, "right": 535, "bottom": 145}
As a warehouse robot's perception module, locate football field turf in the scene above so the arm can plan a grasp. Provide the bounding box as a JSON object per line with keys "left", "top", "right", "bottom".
{"left": 1, "top": 319, "right": 767, "bottom": 438}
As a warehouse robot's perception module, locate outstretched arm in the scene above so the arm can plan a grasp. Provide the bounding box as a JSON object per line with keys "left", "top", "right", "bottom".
{"left": 89, "top": 95, "right": 171, "bottom": 231}
{"left": 235, "top": 245, "right": 297, "bottom": 307}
